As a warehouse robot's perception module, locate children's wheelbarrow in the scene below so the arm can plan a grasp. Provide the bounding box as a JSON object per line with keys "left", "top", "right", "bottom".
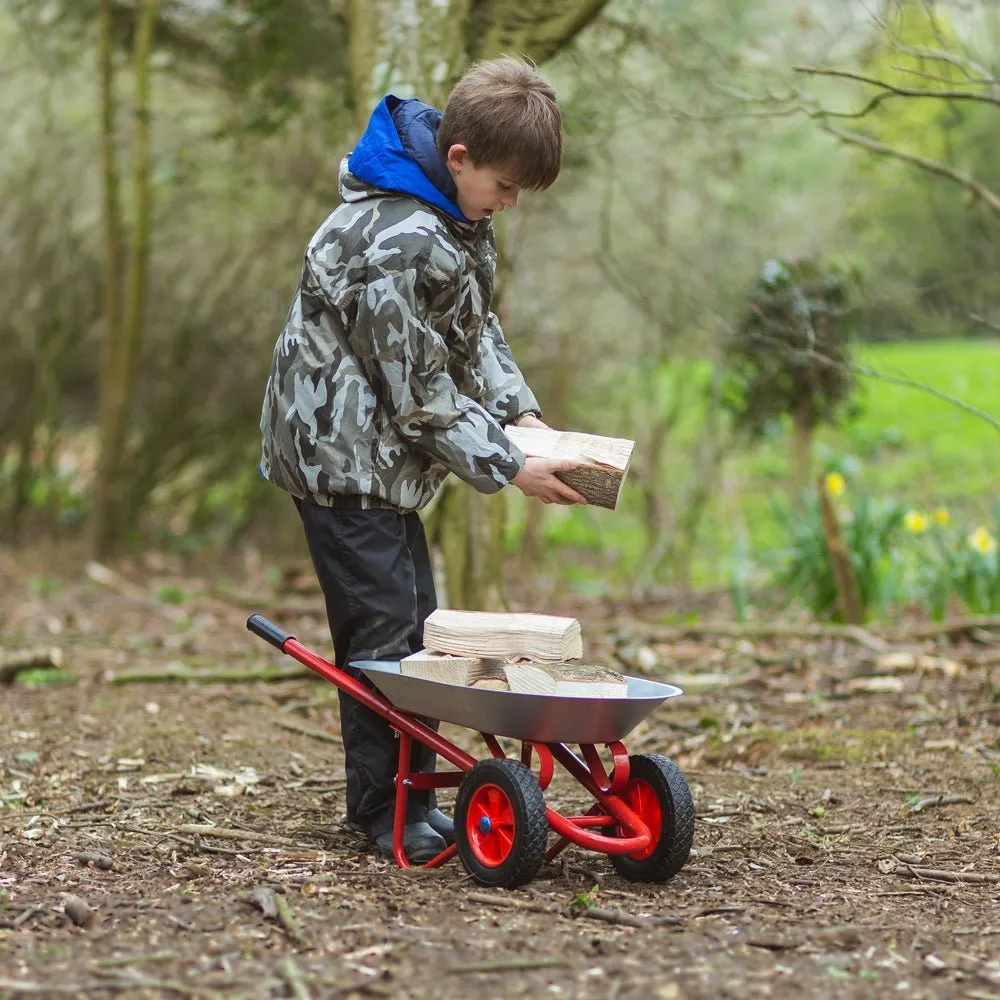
{"left": 247, "top": 614, "right": 694, "bottom": 889}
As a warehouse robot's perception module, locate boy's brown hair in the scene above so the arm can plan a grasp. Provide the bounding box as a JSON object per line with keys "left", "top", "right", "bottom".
{"left": 437, "top": 56, "right": 562, "bottom": 191}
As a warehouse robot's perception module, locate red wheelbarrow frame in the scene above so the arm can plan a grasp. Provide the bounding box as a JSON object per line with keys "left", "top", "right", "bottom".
{"left": 248, "top": 615, "right": 653, "bottom": 870}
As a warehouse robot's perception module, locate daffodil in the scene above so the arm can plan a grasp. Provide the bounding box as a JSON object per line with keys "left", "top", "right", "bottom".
{"left": 904, "top": 511, "right": 929, "bottom": 534}
{"left": 933, "top": 507, "right": 950, "bottom": 527}
{"left": 968, "top": 526, "right": 997, "bottom": 557}
{"left": 824, "top": 472, "right": 846, "bottom": 498}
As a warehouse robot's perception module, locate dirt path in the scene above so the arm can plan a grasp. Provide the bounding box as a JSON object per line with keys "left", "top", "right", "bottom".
{"left": 1, "top": 553, "right": 998, "bottom": 998}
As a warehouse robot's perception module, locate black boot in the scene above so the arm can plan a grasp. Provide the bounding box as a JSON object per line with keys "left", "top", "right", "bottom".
{"left": 426, "top": 808, "right": 455, "bottom": 846}
{"left": 373, "top": 822, "right": 446, "bottom": 863}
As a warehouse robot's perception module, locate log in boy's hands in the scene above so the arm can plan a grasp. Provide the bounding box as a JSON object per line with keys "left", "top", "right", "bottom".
{"left": 511, "top": 457, "right": 588, "bottom": 505}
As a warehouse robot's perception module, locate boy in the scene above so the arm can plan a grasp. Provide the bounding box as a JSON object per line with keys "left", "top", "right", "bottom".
{"left": 259, "top": 57, "right": 585, "bottom": 863}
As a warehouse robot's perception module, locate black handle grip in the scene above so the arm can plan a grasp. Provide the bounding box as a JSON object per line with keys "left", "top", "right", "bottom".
{"left": 246, "top": 614, "right": 293, "bottom": 651}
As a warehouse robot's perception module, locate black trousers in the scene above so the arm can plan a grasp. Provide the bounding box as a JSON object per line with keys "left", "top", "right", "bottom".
{"left": 295, "top": 499, "right": 439, "bottom": 839}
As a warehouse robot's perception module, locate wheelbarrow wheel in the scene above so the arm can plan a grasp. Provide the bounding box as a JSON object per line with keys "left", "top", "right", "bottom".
{"left": 455, "top": 758, "right": 547, "bottom": 888}
{"left": 610, "top": 754, "right": 694, "bottom": 883}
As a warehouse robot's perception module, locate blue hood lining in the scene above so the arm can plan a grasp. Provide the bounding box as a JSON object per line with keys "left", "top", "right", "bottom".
{"left": 347, "top": 96, "right": 468, "bottom": 222}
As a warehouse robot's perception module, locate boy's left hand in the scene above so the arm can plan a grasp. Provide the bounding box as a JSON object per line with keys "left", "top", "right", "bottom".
{"left": 515, "top": 413, "right": 549, "bottom": 430}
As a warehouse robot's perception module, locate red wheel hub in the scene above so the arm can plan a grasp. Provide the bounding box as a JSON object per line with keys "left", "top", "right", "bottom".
{"left": 467, "top": 783, "right": 515, "bottom": 867}
{"left": 620, "top": 778, "right": 662, "bottom": 860}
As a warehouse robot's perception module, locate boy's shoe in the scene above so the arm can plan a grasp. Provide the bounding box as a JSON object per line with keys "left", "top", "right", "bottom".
{"left": 373, "top": 822, "right": 446, "bottom": 864}
{"left": 426, "top": 808, "right": 455, "bottom": 845}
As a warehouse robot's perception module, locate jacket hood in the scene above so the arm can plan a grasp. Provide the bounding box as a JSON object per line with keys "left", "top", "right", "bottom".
{"left": 345, "top": 95, "right": 468, "bottom": 222}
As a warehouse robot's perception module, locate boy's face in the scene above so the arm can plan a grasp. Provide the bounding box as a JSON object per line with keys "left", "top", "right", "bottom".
{"left": 445, "top": 145, "right": 520, "bottom": 221}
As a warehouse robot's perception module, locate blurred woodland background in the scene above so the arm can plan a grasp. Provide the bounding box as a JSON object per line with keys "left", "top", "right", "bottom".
{"left": 1, "top": 0, "right": 998, "bottom": 623}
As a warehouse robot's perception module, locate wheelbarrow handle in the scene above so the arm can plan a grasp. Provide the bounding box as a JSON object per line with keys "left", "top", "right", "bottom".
{"left": 246, "top": 614, "right": 294, "bottom": 651}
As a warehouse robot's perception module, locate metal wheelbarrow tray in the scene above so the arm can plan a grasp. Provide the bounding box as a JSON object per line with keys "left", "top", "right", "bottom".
{"left": 248, "top": 614, "right": 695, "bottom": 889}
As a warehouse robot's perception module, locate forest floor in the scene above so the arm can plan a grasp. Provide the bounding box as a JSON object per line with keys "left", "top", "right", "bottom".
{"left": 1, "top": 544, "right": 999, "bottom": 1000}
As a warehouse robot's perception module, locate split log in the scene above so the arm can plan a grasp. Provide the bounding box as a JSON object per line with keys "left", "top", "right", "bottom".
{"left": 506, "top": 425, "right": 633, "bottom": 510}
{"left": 423, "top": 608, "right": 582, "bottom": 661}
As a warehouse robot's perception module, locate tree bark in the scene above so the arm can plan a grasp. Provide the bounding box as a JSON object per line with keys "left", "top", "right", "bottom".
{"left": 91, "top": 0, "right": 159, "bottom": 555}
{"left": 91, "top": 0, "right": 123, "bottom": 556}
{"left": 343, "top": 0, "right": 610, "bottom": 609}
{"left": 791, "top": 413, "right": 812, "bottom": 497}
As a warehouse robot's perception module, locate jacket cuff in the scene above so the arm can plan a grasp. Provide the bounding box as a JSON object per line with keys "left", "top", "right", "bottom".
{"left": 507, "top": 408, "right": 542, "bottom": 427}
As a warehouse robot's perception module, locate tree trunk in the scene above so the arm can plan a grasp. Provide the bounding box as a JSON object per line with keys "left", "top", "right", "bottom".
{"left": 343, "top": 0, "right": 610, "bottom": 610}
{"left": 791, "top": 412, "right": 813, "bottom": 497}
{"left": 91, "top": 0, "right": 123, "bottom": 556}
{"left": 116, "top": 0, "right": 159, "bottom": 533}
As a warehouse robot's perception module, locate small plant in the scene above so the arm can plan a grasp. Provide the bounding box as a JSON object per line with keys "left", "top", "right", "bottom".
{"left": 772, "top": 479, "right": 905, "bottom": 621}
{"left": 910, "top": 508, "right": 999, "bottom": 618}
{"left": 156, "top": 583, "right": 189, "bottom": 605}
{"left": 571, "top": 884, "right": 600, "bottom": 910}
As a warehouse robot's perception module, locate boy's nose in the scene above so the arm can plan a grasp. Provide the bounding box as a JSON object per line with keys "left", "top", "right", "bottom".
{"left": 502, "top": 190, "right": 519, "bottom": 208}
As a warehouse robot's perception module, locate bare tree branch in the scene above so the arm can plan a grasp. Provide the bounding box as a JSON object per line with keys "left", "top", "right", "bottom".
{"left": 879, "top": 36, "right": 994, "bottom": 83}
{"left": 820, "top": 124, "right": 1000, "bottom": 217}
{"left": 969, "top": 313, "right": 1000, "bottom": 334}
{"left": 741, "top": 329, "right": 1000, "bottom": 434}
{"left": 794, "top": 65, "right": 1000, "bottom": 113}
{"left": 890, "top": 64, "right": 993, "bottom": 87}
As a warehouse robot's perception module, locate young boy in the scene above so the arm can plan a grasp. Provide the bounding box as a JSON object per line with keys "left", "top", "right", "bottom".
{"left": 259, "top": 57, "right": 585, "bottom": 863}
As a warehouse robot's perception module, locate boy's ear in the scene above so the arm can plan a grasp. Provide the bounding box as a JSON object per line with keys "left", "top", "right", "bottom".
{"left": 446, "top": 144, "right": 471, "bottom": 173}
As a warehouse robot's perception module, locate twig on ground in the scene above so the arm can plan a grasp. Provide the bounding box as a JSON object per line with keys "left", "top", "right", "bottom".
{"left": 891, "top": 862, "right": 1000, "bottom": 884}
{"left": 466, "top": 890, "right": 554, "bottom": 915}
{"left": 246, "top": 885, "right": 308, "bottom": 946}
{"left": 274, "top": 892, "right": 309, "bottom": 947}
{"left": 281, "top": 956, "right": 312, "bottom": 1000}
{"left": 447, "top": 958, "right": 571, "bottom": 974}
{"left": 887, "top": 615, "right": 1000, "bottom": 642}
{"left": 0, "top": 904, "right": 44, "bottom": 929}
{"left": 275, "top": 718, "right": 341, "bottom": 745}
{"left": 0, "top": 799, "right": 116, "bottom": 821}
{"left": 632, "top": 621, "right": 886, "bottom": 652}
{"left": 111, "top": 665, "right": 313, "bottom": 685}
{"left": 177, "top": 824, "right": 304, "bottom": 847}
{"left": 909, "top": 794, "right": 975, "bottom": 813}
{"left": 572, "top": 905, "right": 683, "bottom": 929}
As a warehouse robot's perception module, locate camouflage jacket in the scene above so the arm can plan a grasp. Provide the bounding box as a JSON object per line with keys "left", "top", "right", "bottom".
{"left": 259, "top": 96, "right": 539, "bottom": 513}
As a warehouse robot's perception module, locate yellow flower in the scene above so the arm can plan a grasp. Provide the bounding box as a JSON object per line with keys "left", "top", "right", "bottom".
{"left": 904, "top": 511, "right": 929, "bottom": 534}
{"left": 968, "top": 526, "right": 997, "bottom": 556}
{"left": 824, "top": 472, "right": 846, "bottom": 498}
{"left": 933, "top": 507, "right": 950, "bottom": 526}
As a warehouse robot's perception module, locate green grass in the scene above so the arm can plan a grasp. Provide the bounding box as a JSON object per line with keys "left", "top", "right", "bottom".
{"left": 827, "top": 340, "right": 999, "bottom": 501}
{"left": 526, "top": 338, "right": 1000, "bottom": 592}
{"left": 733, "top": 339, "right": 1000, "bottom": 569}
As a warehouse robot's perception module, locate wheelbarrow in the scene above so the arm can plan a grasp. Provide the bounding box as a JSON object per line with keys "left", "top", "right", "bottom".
{"left": 247, "top": 614, "right": 694, "bottom": 889}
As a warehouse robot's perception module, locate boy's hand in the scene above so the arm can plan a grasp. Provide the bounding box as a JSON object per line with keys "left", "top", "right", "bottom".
{"left": 511, "top": 457, "right": 588, "bottom": 505}
{"left": 515, "top": 413, "right": 549, "bottom": 430}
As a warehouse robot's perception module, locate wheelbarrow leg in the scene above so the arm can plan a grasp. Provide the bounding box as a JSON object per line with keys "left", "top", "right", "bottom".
{"left": 392, "top": 732, "right": 413, "bottom": 869}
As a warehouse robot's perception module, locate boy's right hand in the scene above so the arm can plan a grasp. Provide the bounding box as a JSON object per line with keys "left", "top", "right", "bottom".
{"left": 511, "top": 457, "right": 588, "bottom": 505}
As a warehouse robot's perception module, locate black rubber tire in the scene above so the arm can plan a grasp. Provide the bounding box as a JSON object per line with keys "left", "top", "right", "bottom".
{"left": 454, "top": 758, "right": 548, "bottom": 889}
{"left": 609, "top": 754, "right": 694, "bottom": 883}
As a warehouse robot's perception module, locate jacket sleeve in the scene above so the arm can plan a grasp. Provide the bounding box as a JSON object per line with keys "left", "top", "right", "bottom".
{"left": 334, "top": 251, "right": 525, "bottom": 494}
{"left": 475, "top": 311, "right": 541, "bottom": 426}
